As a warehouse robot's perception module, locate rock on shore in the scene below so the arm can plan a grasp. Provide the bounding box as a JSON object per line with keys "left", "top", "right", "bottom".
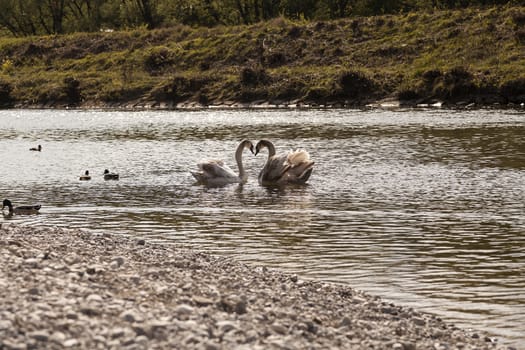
{"left": 0, "top": 224, "right": 512, "bottom": 349}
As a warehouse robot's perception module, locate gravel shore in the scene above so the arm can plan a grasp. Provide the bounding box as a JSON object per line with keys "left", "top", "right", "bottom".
{"left": 0, "top": 223, "right": 514, "bottom": 350}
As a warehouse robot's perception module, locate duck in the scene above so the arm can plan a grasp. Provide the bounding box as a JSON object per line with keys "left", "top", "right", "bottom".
{"left": 2, "top": 199, "right": 41, "bottom": 215}
{"left": 103, "top": 169, "right": 119, "bottom": 180}
{"left": 79, "top": 170, "right": 91, "bottom": 181}
{"left": 30, "top": 145, "right": 42, "bottom": 151}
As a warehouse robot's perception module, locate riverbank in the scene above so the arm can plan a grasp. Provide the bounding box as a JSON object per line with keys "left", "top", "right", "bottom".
{"left": 1, "top": 6, "right": 524, "bottom": 110}
{"left": 0, "top": 223, "right": 514, "bottom": 349}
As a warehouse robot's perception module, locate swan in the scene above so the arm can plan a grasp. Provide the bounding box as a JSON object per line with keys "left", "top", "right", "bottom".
{"left": 255, "top": 139, "right": 314, "bottom": 186}
{"left": 192, "top": 139, "right": 254, "bottom": 186}
{"left": 2, "top": 199, "right": 41, "bottom": 215}
{"left": 30, "top": 145, "right": 42, "bottom": 151}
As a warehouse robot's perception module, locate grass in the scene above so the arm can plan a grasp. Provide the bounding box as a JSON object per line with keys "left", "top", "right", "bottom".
{"left": 0, "top": 5, "right": 524, "bottom": 108}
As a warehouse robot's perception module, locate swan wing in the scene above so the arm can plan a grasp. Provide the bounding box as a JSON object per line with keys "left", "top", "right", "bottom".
{"left": 193, "top": 159, "right": 238, "bottom": 183}
{"left": 285, "top": 149, "right": 314, "bottom": 181}
{"left": 285, "top": 149, "right": 311, "bottom": 166}
{"left": 281, "top": 160, "right": 314, "bottom": 184}
{"left": 259, "top": 153, "right": 291, "bottom": 183}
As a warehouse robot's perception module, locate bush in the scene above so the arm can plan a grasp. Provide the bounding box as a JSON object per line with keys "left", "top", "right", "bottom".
{"left": 239, "top": 87, "right": 267, "bottom": 102}
{"left": 422, "top": 69, "right": 442, "bottom": 84}
{"left": 337, "top": 70, "right": 375, "bottom": 97}
{"left": 240, "top": 65, "right": 269, "bottom": 86}
{"left": 397, "top": 89, "right": 421, "bottom": 101}
{"left": 422, "top": 66, "right": 477, "bottom": 101}
{"left": 0, "top": 80, "right": 13, "bottom": 106}
{"left": 64, "top": 77, "right": 82, "bottom": 105}
{"left": 144, "top": 46, "right": 176, "bottom": 73}
{"left": 500, "top": 78, "right": 525, "bottom": 103}
{"left": 511, "top": 10, "right": 525, "bottom": 26}
{"left": 265, "top": 52, "right": 287, "bottom": 67}
{"left": 163, "top": 75, "right": 212, "bottom": 103}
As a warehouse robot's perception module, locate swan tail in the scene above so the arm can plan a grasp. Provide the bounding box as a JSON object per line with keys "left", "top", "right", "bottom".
{"left": 191, "top": 171, "right": 205, "bottom": 182}
{"left": 298, "top": 166, "right": 313, "bottom": 183}
{"left": 292, "top": 161, "right": 314, "bottom": 183}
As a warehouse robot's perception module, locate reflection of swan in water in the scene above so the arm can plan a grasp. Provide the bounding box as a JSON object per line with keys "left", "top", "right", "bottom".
{"left": 255, "top": 139, "right": 314, "bottom": 186}
{"left": 192, "top": 139, "right": 254, "bottom": 186}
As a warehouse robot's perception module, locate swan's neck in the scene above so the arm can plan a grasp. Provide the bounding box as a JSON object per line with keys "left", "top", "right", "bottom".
{"left": 261, "top": 140, "right": 276, "bottom": 158}
{"left": 235, "top": 143, "right": 247, "bottom": 181}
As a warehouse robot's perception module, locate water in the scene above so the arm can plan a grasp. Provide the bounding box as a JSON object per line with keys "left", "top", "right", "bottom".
{"left": 1, "top": 108, "right": 524, "bottom": 346}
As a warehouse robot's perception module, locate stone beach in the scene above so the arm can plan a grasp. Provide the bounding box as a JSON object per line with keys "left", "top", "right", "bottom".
{"left": 0, "top": 223, "right": 515, "bottom": 350}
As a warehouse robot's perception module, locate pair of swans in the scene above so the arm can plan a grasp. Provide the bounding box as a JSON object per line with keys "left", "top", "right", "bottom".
{"left": 191, "top": 139, "right": 314, "bottom": 186}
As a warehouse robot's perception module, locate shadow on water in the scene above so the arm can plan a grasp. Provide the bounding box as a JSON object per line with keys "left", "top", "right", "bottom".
{"left": 0, "top": 108, "right": 524, "bottom": 345}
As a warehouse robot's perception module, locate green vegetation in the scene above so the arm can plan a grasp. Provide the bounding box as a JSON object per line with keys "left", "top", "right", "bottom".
{"left": 0, "top": 5, "right": 524, "bottom": 108}
{"left": 0, "top": 0, "right": 521, "bottom": 36}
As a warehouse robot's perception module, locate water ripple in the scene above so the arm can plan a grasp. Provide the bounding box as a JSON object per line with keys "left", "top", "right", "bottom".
{"left": 0, "top": 108, "right": 524, "bottom": 345}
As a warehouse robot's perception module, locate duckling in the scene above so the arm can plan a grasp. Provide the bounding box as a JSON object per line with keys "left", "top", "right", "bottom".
{"left": 79, "top": 170, "right": 91, "bottom": 181}
{"left": 30, "top": 145, "right": 42, "bottom": 151}
{"left": 2, "top": 199, "right": 41, "bottom": 215}
{"left": 103, "top": 169, "right": 119, "bottom": 180}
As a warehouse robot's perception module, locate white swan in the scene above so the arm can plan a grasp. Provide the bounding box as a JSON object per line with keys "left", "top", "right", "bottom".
{"left": 192, "top": 139, "right": 254, "bottom": 186}
{"left": 255, "top": 139, "right": 314, "bottom": 186}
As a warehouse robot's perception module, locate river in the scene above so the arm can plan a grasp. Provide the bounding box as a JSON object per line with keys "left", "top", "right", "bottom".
{"left": 0, "top": 108, "right": 523, "bottom": 346}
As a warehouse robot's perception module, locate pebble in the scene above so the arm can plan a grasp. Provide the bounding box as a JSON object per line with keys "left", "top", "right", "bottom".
{"left": 112, "top": 256, "right": 125, "bottom": 268}
{"left": 121, "top": 310, "right": 144, "bottom": 323}
{"left": 110, "top": 327, "right": 127, "bottom": 339}
{"left": 27, "top": 287, "right": 40, "bottom": 295}
{"left": 217, "top": 320, "right": 236, "bottom": 333}
{"left": 0, "top": 224, "right": 511, "bottom": 350}
{"left": 79, "top": 303, "right": 100, "bottom": 316}
{"left": 193, "top": 296, "right": 214, "bottom": 306}
{"left": 413, "top": 317, "right": 426, "bottom": 326}
{"left": 28, "top": 330, "right": 49, "bottom": 342}
{"left": 86, "top": 294, "right": 104, "bottom": 302}
{"left": 0, "top": 320, "right": 13, "bottom": 330}
{"left": 1, "top": 339, "right": 27, "bottom": 350}
{"left": 271, "top": 323, "right": 288, "bottom": 335}
{"left": 174, "top": 304, "right": 194, "bottom": 316}
{"left": 62, "top": 339, "right": 79, "bottom": 347}
{"left": 49, "top": 331, "right": 67, "bottom": 343}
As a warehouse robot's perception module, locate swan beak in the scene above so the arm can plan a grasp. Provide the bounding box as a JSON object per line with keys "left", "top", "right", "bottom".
{"left": 250, "top": 145, "right": 255, "bottom": 155}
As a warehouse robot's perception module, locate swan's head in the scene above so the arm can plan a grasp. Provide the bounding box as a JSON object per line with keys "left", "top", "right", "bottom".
{"left": 254, "top": 139, "right": 272, "bottom": 156}
{"left": 240, "top": 139, "right": 255, "bottom": 154}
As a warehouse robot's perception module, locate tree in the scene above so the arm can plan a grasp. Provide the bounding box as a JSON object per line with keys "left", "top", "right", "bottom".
{"left": 66, "top": 0, "right": 106, "bottom": 32}
{"left": 0, "top": 0, "right": 39, "bottom": 36}
{"left": 120, "top": 0, "right": 161, "bottom": 28}
{"left": 38, "top": 0, "right": 67, "bottom": 34}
